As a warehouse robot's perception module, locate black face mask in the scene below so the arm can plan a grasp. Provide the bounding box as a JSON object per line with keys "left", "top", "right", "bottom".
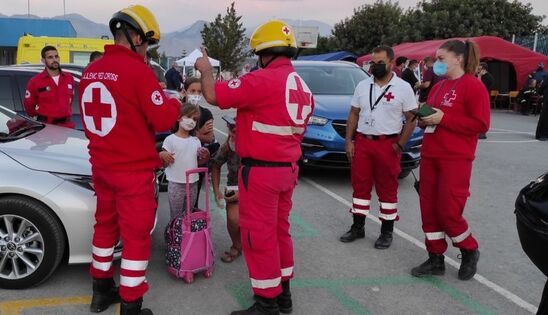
{"left": 371, "top": 63, "right": 389, "bottom": 79}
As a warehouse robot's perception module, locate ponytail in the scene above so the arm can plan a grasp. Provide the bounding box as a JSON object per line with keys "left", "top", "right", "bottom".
{"left": 439, "top": 39, "right": 481, "bottom": 75}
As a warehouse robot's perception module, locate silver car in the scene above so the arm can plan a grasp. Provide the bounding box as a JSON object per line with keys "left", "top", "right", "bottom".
{"left": 0, "top": 105, "right": 101, "bottom": 289}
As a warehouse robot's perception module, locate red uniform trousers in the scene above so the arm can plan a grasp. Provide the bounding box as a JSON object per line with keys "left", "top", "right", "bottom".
{"left": 238, "top": 164, "right": 298, "bottom": 298}
{"left": 351, "top": 134, "right": 401, "bottom": 221}
{"left": 419, "top": 158, "right": 479, "bottom": 254}
{"left": 89, "top": 168, "right": 157, "bottom": 302}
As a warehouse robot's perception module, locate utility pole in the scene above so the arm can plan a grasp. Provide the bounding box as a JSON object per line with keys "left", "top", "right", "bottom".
{"left": 27, "top": 0, "right": 30, "bottom": 17}
{"left": 63, "top": 0, "right": 66, "bottom": 18}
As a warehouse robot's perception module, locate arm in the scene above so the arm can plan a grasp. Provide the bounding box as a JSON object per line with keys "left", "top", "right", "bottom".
{"left": 345, "top": 106, "right": 360, "bottom": 163}
{"left": 138, "top": 67, "right": 181, "bottom": 132}
{"left": 211, "top": 159, "right": 223, "bottom": 207}
{"left": 194, "top": 48, "right": 218, "bottom": 106}
{"left": 23, "top": 78, "right": 38, "bottom": 117}
{"left": 395, "top": 111, "right": 417, "bottom": 152}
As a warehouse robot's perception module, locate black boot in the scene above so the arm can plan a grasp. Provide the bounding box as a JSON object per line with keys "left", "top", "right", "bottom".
{"left": 120, "top": 298, "right": 153, "bottom": 315}
{"left": 458, "top": 249, "right": 480, "bottom": 280}
{"left": 339, "top": 215, "right": 365, "bottom": 243}
{"left": 374, "top": 220, "right": 394, "bottom": 249}
{"left": 90, "top": 278, "right": 120, "bottom": 313}
{"left": 411, "top": 253, "right": 446, "bottom": 277}
{"left": 231, "top": 295, "right": 280, "bottom": 315}
{"left": 277, "top": 281, "right": 292, "bottom": 314}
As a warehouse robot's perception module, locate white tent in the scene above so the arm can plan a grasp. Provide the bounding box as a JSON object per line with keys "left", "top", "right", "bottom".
{"left": 175, "top": 48, "right": 220, "bottom": 67}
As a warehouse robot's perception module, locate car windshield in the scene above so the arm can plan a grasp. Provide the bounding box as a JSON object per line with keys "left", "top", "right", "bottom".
{"left": 0, "top": 106, "right": 44, "bottom": 142}
{"left": 295, "top": 65, "right": 369, "bottom": 95}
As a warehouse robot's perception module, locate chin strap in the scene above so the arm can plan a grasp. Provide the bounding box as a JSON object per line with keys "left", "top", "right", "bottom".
{"left": 121, "top": 23, "right": 137, "bottom": 52}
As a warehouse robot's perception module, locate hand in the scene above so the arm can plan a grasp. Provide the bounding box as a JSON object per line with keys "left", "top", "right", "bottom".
{"left": 194, "top": 47, "right": 213, "bottom": 74}
{"left": 417, "top": 120, "right": 428, "bottom": 129}
{"left": 203, "top": 119, "right": 214, "bottom": 133}
{"left": 345, "top": 141, "right": 354, "bottom": 163}
{"left": 215, "top": 190, "right": 223, "bottom": 208}
{"left": 159, "top": 150, "right": 175, "bottom": 166}
{"left": 392, "top": 143, "right": 403, "bottom": 154}
{"left": 420, "top": 108, "right": 444, "bottom": 126}
{"left": 224, "top": 190, "right": 239, "bottom": 203}
{"left": 197, "top": 147, "right": 210, "bottom": 165}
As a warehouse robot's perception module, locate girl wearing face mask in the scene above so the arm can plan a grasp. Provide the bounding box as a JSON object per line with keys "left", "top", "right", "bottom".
{"left": 160, "top": 103, "right": 210, "bottom": 220}
{"left": 211, "top": 116, "right": 242, "bottom": 263}
{"left": 411, "top": 40, "right": 490, "bottom": 281}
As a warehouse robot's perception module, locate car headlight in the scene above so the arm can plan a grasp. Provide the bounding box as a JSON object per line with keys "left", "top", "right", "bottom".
{"left": 308, "top": 116, "right": 328, "bottom": 126}
{"left": 51, "top": 173, "right": 94, "bottom": 191}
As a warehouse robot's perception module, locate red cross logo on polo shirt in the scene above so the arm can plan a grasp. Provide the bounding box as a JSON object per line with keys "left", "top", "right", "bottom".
{"left": 282, "top": 26, "right": 291, "bottom": 35}
{"left": 289, "top": 76, "right": 311, "bottom": 120}
{"left": 84, "top": 88, "right": 111, "bottom": 131}
{"left": 384, "top": 92, "right": 395, "bottom": 102}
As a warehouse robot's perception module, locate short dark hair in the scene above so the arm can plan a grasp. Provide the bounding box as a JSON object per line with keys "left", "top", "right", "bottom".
{"left": 41, "top": 45, "right": 57, "bottom": 58}
{"left": 372, "top": 45, "right": 394, "bottom": 61}
{"left": 183, "top": 77, "right": 200, "bottom": 91}
{"left": 408, "top": 59, "right": 419, "bottom": 67}
{"left": 89, "top": 51, "right": 103, "bottom": 63}
{"left": 479, "top": 62, "right": 488, "bottom": 71}
{"left": 395, "top": 56, "right": 408, "bottom": 66}
{"left": 423, "top": 56, "right": 433, "bottom": 63}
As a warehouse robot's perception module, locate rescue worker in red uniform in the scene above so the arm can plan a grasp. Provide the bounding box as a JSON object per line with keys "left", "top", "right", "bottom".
{"left": 24, "top": 46, "right": 76, "bottom": 128}
{"left": 195, "top": 20, "right": 314, "bottom": 315}
{"left": 341, "top": 45, "right": 417, "bottom": 249}
{"left": 79, "top": 5, "right": 180, "bottom": 315}
{"left": 411, "top": 40, "right": 490, "bottom": 281}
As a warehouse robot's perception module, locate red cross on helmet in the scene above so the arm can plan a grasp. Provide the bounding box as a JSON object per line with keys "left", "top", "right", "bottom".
{"left": 249, "top": 20, "right": 298, "bottom": 57}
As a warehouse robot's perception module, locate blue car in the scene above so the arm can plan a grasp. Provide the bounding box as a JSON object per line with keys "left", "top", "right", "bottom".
{"left": 293, "top": 61, "right": 423, "bottom": 178}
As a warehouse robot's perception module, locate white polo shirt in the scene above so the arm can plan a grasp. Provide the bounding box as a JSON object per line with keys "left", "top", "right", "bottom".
{"left": 351, "top": 73, "right": 417, "bottom": 135}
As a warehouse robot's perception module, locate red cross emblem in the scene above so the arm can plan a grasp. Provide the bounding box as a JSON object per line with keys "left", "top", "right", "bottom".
{"left": 84, "top": 88, "right": 112, "bottom": 131}
{"left": 289, "top": 76, "right": 311, "bottom": 120}
{"left": 228, "top": 79, "right": 241, "bottom": 89}
{"left": 384, "top": 92, "right": 395, "bottom": 102}
{"left": 282, "top": 26, "right": 291, "bottom": 36}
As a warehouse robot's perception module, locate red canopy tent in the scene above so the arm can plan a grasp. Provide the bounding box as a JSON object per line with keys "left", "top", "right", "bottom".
{"left": 356, "top": 36, "right": 548, "bottom": 90}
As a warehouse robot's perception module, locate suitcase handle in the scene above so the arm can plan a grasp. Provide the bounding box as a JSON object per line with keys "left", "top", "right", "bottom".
{"left": 184, "top": 167, "right": 210, "bottom": 222}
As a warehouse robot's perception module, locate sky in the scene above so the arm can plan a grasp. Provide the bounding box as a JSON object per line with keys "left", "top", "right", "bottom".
{"left": 1, "top": 0, "right": 548, "bottom": 33}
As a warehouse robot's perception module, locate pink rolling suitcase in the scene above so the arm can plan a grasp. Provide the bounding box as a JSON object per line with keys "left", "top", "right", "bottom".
{"left": 164, "top": 167, "right": 214, "bottom": 283}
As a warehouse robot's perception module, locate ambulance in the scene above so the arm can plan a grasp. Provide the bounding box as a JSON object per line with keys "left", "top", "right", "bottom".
{"left": 16, "top": 35, "right": 112, "bottom": 66}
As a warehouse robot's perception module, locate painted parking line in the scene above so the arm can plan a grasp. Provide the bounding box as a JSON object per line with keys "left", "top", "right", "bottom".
{"left": 301, "top": 177, "right": 538, "bottom": 314}
{"left": 0, "top": 296, "right": 121, "bottom": 315}
{"left": 226, "top": 276, "right": 496, "bottom": 315}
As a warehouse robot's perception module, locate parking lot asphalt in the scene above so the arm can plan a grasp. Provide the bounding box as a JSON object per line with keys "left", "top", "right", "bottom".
{"left": 0, "top": 109, "right": 546, "bottom": 315}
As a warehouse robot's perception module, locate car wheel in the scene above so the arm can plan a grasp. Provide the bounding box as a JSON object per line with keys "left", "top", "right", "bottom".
{"left": 398, "top": 170, "right": 411, "bottom": 179}
{"left": 156, "top": 168, "right": 168, "bottom": 192}
{"left": 0, "top": 196, "right": 65, "bottom": 289}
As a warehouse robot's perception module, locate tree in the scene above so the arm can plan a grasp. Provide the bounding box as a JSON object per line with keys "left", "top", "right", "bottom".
{"left": 401, "top": 0, "right": 546, "bottom": 41}
{"left": 201, "top": 2, "right": 248, "bottom": 74}
{"left": 147, "top": 45, "right": 160, "bottom": 61}
{"left": 331, "top": 0, "right": 403, "bottom": 55}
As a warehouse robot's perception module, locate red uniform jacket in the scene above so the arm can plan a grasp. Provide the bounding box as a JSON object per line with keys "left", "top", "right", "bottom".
{"left": 215, "top": 58, "right": 314, "bottom": 162}
{"left": 422, "top": 73, "right": 490, "bottom": 160}
{"left": 24, "top": 69, "right": 75, "bottom": 119}
{"left": 79, "top": 45, "right": 180, "bottom": 171}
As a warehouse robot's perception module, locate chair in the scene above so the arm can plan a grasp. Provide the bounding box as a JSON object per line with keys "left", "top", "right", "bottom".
{"left": 530, "top": 95, "right": 544, "bottom": 116}
{"left": 508, "top": 91, "right": 519, "bottom": 111}
{"left": 490, "top": 90, "right": 499, "bottom": 109}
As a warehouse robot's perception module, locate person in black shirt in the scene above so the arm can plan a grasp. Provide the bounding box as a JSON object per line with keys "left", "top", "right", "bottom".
{"left": 536, "top": 79, "right": 548, "bottom": 141}
{"left": 477, "top": 62, "right": 494, "bottom": 139}
{"left": 401, "top": 59, "right": 419, "bottom": 90}
{"left": 477, "top": 62, "right": 494, "bottom": 92}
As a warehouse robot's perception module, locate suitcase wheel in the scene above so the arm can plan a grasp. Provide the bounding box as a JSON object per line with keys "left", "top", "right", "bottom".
{"left": 203, "top": 267, "right": 214, "bottom": 278}
{"left": 183, "top": 272, "right": 194, "bottom": 284}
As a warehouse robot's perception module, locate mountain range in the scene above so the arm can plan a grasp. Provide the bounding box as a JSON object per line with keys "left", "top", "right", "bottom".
{"left": 1, "top": 13, "right": 332, "bottom": 57}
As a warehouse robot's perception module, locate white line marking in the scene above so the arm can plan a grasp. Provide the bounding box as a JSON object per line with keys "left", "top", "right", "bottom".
{"left": 301, "top": 177, "right": 538, "bottom": 314}
{"left": 490, "top": 128, "right": 535, "bottom": 135}
{"left": 481, "top": 140, "right": 539, "bottom": 144}
{"left": 215, "top": 127, "right": 228, "bottom": 137}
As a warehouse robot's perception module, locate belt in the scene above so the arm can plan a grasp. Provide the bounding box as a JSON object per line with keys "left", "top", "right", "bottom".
{"left": 358, "top": 133, "right": 398, "bottom": 140}
{"left": 241, "top": 158, "right": 293, "bottom": 167}
{"left": 36, "top": 115, "right": 70, "bottom": 124}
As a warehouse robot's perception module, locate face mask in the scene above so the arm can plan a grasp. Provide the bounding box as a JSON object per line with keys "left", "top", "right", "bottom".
{"left": 187, "top": 94, "right": 202, "bottom": 106}
{"left": 179, "top": 117, "right": 196, "bottom": 131}
{"left": 371, "top": 63, "right": 389, "bottom": 79}
{"left": 433, "top": 61, "right": 448, "bottom": 76}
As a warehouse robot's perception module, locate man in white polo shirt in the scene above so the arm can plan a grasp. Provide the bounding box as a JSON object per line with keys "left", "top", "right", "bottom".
{"left": 340, "top": 45, "right": 417, "bottom": 249}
